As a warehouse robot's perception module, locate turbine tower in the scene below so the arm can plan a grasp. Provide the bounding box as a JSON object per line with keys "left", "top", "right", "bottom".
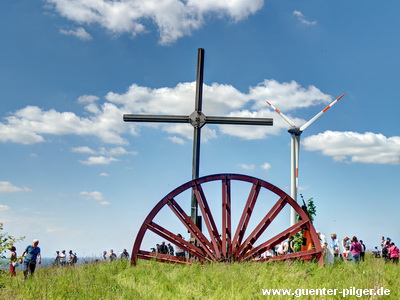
{"left": 266, "top": 94, "right": 345, "bottom": 226}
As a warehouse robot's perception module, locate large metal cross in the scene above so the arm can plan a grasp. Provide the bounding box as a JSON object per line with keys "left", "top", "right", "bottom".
{"left": 124, "top": 48, "right": 273, "bottom": 234}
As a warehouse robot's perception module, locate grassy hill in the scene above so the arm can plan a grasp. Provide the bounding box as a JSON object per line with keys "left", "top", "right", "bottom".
{"left": 1, "top": 255, "right": 398, "bottom": 299}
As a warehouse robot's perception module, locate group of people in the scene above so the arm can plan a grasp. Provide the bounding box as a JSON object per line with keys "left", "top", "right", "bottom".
{"left": 101, "top": 249, "right": 130, "bottom": 262}
{"left": 258, "top": 237, "right": 294, "bottom": 259}
{"left": 319, "top": 232, "right": 366, "bottom": 263}
{"left": 8, "top": 233, "right": 399, "bottom": 278}
{"left": 9, "top": 239, "right": 41, "bottom": 280}
{"left": 54, "top": 249, "right": 78, "bottom": 266}
{"left": 259, "top": 231, "right": 389, "bottom": 265}
{"left": 152, "top": 241, "right": 175, "bottom": 256}
{"left": 322, "top": 232, "right": 399, "bottom": 264}
{"left": 380, "top": 236, "right": 399, "bottom": 263}
{"left": 151, "top": 234, "right": 186, "bottom": 258}
{"left": 8, "top": 240, "right": 133, "bottom": 279}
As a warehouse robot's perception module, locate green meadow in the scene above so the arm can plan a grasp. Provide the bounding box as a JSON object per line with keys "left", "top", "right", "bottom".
{"left": 0, "top": 255, "right": 398, "bottom": 299}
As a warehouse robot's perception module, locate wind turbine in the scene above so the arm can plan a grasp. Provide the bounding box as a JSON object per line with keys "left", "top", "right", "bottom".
{"left": 266, "top": 94, "right": 345, "bottom": 226}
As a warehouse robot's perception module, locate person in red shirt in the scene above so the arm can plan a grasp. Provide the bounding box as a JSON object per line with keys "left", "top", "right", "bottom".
{"left": 9, "top": 246, "right": 17, "bottom": 276}
{"left": 388, "top": 242, "right": 399, "bottom": 264}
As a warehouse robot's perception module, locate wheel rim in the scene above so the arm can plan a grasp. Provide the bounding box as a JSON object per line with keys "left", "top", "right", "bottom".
{"left": 132, "top": 174, "right": 323, "bottom": 265}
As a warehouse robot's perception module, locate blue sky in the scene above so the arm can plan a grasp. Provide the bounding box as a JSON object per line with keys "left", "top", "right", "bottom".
{"left": 1, "top": 0, "right": 399, "bottom": 258}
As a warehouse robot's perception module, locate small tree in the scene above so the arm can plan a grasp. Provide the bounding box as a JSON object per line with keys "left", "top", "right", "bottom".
{"left": 291, "top": 196, "right": 317, "bottom": 252}
{"left": 0, "top": 223, "right": 25, "bottom": 266}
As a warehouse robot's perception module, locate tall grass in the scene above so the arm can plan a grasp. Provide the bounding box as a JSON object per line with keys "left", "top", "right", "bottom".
{"left": 0, "top": 255, "right": 398, "bottom": 299}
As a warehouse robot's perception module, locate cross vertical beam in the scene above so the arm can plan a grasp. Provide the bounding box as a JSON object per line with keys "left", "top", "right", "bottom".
{"left": 191, "top": 48, "right": 204, "bottom": 230}
{"left": 123, "top": 48, "right": 273, "bottom": 237}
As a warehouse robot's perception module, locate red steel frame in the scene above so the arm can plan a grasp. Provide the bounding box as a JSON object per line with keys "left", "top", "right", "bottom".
{"left": 131, "top": 174, "right": 323, "bottom": 266}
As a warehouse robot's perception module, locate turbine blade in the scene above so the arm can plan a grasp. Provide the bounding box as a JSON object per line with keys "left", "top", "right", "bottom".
{"left": 299, "top": 94, "right": 345, "bottom": 131}
{"left": 266, "top": 101, "right": 296, "bottom": 127}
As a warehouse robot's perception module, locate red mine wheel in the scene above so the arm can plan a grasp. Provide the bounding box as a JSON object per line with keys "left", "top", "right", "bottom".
{"left": 131, "top": 174, "right": 323, "bottom": 266}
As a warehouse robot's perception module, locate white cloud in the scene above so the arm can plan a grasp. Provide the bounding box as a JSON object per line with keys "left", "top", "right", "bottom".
{"left": 0, "top": 104, "right": 132, "bottom": 145}
{"left": 80, "top": 191, "right": 110, "bottom": 205}
{"left": 98, "top": 147, "right": 137, "bottom": 156}
{"left": 46, "top": 0, "right": 264, "bottom": 45}
{"left": 303, "top": 131, "right": 400, "bottom": 165}
{"left": 59, "top": 27, "right": 93, "bottom": 40}
{"left": 80, "top": 191, "right": 104, "bottom": 201}
{"left": 261, "top": 162, "right": 271, "bottom": 170}
{"left": 167, "top": 136, "right": 185, "bottom": 145}
{"left": 0, "top": 181, "right": 31, "bottom": 193}
{"left": 239, "top": 164, "right": 255, "bottom": 170}
{"left": 72, "top": 146, "right": 137, "bottom": 157}
{"left": 250, "top": 80, "right": 330, "bottom": 111}
{"left": 293, "top": 10, "right": 317, "bottom": 26}
{"left": 0, "top": 79, "right": 333, "bottom": 145}
{"left": 99, "top": 172, "right": 109, "bottom": 177}
{"left": 79, "top": 156, "right": 119, "bottom": 165}
{"left": 108, "top": 79, "right": 332, "bottom": 140}
{"left": 71, "top": 146, "right": 96, "bottom": 154}
{"left": 0, "top": 204, "right": 10, "bottom": 211}
{"left": 298, "top": 186, "right": 310, "bottom": 191}
{"left": 77, "top": 95, "right": 99, "bottom": 104}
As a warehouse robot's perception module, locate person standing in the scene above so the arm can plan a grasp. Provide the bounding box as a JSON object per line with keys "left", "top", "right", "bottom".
{"left": 119, "top": 249, "right": 130, "bottom": 260}
{"left": 167, "top": 243, "right": 174, "bottom": 256}
{"left": 389, "top": 242, "right": 399, "bottom": 264}
{"left": 380, "top": 236, "right": 385, "bottom": 249}
{"left": 54, "top": 251, "right": 60, "bottom": 266}
{"left": 175, "top": 234, "right": 185, "bottom": 258}
{"left": 59, "top": 250, "right": 67, "bottom": 266}
{"left": 9, "top": 246, "right": 18, "bottom": 276}
{"left": 68, "top": 250, "right": 77, "bottom": 265}
{"left": 350, "top": 236, "right": 362, "bottom": 263}
{"left": 317, "top": 231, "right": 328, "bottom": 253}
{"left": 343, "top": 246, "right": 352, "bottom": 262}
{"left": 330, "top": 233, "right": 341, "bottom": 257}
{"left": 108, "top": 249, "right": 117, "bottom": 262}
{"left": 359, "top": 240, "right": 366, "bottom": 261}
{"left": 20, "top": 239, "right": 41, "bottom": 279}
{"left": 159, "top": 241, "right": 168, "bottom": 254}
{"left": 102, "top": 250, "right": 107, "bottom": 261}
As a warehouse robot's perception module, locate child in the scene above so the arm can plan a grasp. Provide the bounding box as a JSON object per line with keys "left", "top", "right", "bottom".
{"left": 9, "top": 246, "right": 18, "bottom": 276}
{"left": 343, "top": 246, "right": 353, "bottom": 262}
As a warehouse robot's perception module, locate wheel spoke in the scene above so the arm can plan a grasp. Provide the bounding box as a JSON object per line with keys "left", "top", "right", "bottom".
{"left": 166, "top": 197, "right": 217, "bottom": 261}
{"left": 231, "top": 181, "right": 261, "bottom": 255}
{"left": 221, "top": 176, "right": 232, "bottom": 258}
{"left": 193, "top": 183, "right": 223, "bottom": 259}
{"left": 234, "top": 196, "right": 287, "bottom": 259}
{"left": 241, "top": 219, "right": 308, "bottom": 261}
{"left": 256, "top": 249, "right": 321, "bottom": 263}
{"left": 136, "top": 250, "right": 198, "bottom": 264}
{"left": 147, "top": 221, "right": 211, "bottom": 262}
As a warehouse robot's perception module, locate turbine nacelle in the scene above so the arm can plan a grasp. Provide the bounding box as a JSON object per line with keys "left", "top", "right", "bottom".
{"left": 288, "top": 126, "right": 302, "bottom": 136}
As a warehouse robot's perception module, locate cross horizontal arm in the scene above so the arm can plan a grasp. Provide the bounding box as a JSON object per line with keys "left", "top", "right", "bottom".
{"left": 123, "top": 114, "right": 189, "bottom": 123}
{"left": 123, "top": 114, "right": 273, "bottom": 126}
{"left": 206, "top": 116, "right": 273, "bottom": 126}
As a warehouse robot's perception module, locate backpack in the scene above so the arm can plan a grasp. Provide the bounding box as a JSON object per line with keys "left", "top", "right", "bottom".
{"left": 160, "top": 244, "right": 168, "bottom": 254}
{"left": 382, "top": 246, "right": 388, "bottom": 257}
